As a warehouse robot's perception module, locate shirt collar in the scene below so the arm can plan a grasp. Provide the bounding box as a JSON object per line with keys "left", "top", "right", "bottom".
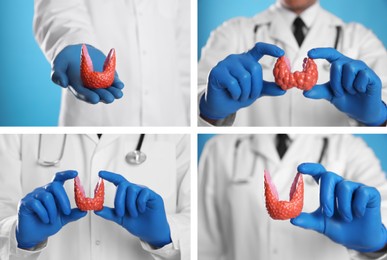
{"left": 275, "top": 0, "right": 320, "bottom": 29}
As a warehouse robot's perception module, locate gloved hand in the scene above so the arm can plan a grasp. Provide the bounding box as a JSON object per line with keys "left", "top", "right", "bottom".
{"left": 304, "top": 48, "right": 387, "bottom": 126}
{"left": 199, "top": 42, "right": 286, "bottom": 120}
{"left": 16, "top": 171, "right": 87, "bottom": 249}
{"left": 52, "top": 44, "right": 124, "bottom": 104}
{"left": 94, "top": 171, "right": 171, "bottom": 248}
{"left": 291, "top": 163, "right": 387, "bottom": 252}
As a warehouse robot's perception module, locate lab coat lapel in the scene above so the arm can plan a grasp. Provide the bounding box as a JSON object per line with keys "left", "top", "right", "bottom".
{"left": 269, "top": 11, "right": 299, "bottom": 53}
{"left": 95, "top": 134, "right": 122, "bottom": 153}
{"left": 298, "top": 10, "right": 332, "bottom": 56}
{"left": 250, "top": 135, "right": 280, "bottom": 165}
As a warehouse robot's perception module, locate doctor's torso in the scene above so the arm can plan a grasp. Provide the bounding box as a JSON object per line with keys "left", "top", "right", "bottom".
{"left": 18, "top": 134, "right": 180, "bottom": 260}
{"left": 198, "top": 134, "right": 387, "bottom": 260}
{"left": 55, "top": 0, "right": 190, "bottom": 126}
{"left": 198, "top": 3, "right": 387, "bottom": 126}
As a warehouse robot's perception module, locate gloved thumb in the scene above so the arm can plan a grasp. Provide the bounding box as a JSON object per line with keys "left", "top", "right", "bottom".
{"left": 51, "top": 69, "right": 69, "bottom": 88}
{"left": 290, "top": 210, "right": 324, "bottom": 234}
{"left": 62, "top": 208, "right": 87, "bottom": 225}
{"left": 94, "top": 207, "right": 121, "bottom": 224}
{"left": 303, "top": 83, "right": 333, "bottom": 101}
{"left": 261, "top": 81, "right": 286, "bottom": 97}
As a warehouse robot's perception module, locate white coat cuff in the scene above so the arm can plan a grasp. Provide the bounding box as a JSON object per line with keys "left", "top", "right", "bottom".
{"left": 348, "top": 249, "right": 387, "bottom": 260}
{"left": 1, "top": 216, "right": 46, "bottom": 259}
{"left": 140, "top": 215, "right": 181, "bottom": 259}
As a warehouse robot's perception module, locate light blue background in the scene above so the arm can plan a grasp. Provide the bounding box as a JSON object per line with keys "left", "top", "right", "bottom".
{"left": 0, "top": 0, "right": 61, "bottom": 126}
{"left": 198, "top": 134, "right": 387, "bottom": 174}
{"left": 198, "top": 0, "right": 387, "bottom": 60}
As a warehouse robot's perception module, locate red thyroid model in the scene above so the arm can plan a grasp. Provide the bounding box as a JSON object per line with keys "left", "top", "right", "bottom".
{"left": 80, "top": 44, "right": 116, "bottom": 89}
{"left": 264, "top": 170, "right": 304, "bottom": 220}
{"left": 273, "top": 56, "right": 318, "bottom": 91}
{"left": 74, "top": 176, "right": 105, "bottom": 211}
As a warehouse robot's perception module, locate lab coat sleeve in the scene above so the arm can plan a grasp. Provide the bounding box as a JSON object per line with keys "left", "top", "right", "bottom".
{"left": 336, "top": 135, "right": 387, "bottom": 259}
{"left": 197, "top": 19, "right": 245, "bottom": 126}
{"left": 141, "top": 135, "right": 190, "bottom": 260}
{"left": 33, "top": 0, "right": 98, "bottom": 63}
{"left": 0, "top": 135, "right": 46, "bottom": 260}
{"left": 346, "top": 23, "right": 387, "bottom": 106}
{"left": 198, "top": 138, "right": 227, "bottom": 260}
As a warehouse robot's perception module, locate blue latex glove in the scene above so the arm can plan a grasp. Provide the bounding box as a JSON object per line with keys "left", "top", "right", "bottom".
{"left": 51, "top": 44, "right": 125, "bottom": 104}
{"left": 199, "top": 42, "right": 286, "bottom": 120}
{"left": 94, "top": 171, "right": 171, "bottom": 248}
{"left": 16, "top": 171, "right": 87, "bottom": 249}
{"left": 291, "top": 163, "right": 387, "bottom": 252}
{"left": 304, "top": 48, "right": 387, "bottom": 126}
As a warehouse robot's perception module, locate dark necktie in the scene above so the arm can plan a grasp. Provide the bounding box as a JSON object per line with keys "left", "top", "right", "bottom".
{"left": 276, "top": 134, "right": 290, "bottom": 159}
{"left": 293, "top": 17, "right": 306, "bottom": 47}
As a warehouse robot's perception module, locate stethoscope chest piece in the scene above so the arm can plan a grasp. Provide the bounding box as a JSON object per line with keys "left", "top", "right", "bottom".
{"left": 126, "top": 150, "right": 147, "bottom": 165}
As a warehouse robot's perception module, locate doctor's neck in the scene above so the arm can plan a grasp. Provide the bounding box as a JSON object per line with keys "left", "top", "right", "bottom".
{"left": 279, "top": 0, "right": 317, "bottom": 15}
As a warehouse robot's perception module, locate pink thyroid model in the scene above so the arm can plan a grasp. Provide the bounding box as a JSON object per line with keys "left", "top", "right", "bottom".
{"left": 74, "top": 176, "right": 105, "bottom": 211}
{"left": 264, "top": 170, "right": 304, "bottom": 220}
{"left": 80, "top": 44, "right": 116, "bottom": 89}
{"left": 273, "top": 56, "right": 318, "bottom": 91}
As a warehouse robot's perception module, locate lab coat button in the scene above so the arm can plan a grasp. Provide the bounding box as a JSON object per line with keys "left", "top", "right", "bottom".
{"left": 273, "top": 248, "right": 277, "bottom": 254}
{"left": 95, "top": 240, "right": 101, "bottom": 245}
{"left": 142, "top": 50, "right": 147, "bottom": 55}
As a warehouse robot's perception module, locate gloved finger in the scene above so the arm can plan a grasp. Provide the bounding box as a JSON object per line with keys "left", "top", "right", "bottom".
{"left": 62, "top": 208, "right": 87, "bottom": 226}
{"left": 353, "top": 186, "right": 381, "bottom": 218}
{"left": 240, "top": 57, "right": 262, "bottom": 99}
{"left": 69, "top": 84, "right": 100, "bottom": 104}
{"left": 290, "top": 209, "right": 324, "bottom": 233}
{"left": 105, "top": 87, "right": 123, "bottom": 99}
{"left": 297, "top": 163, "right": 327, "bottom": 183}
{"left": 320, "top": 172, "right": 343, "bottom": 217}
{"left": 136, "top": 188, "right": 152, "bottom": 214}
{"left": 342, "top": 62, "right": 357, "bottom": 95}
{"left": 330, "top": 62, "right": 344, "bottom": 97}
{"left": 35, "top": 191, "right": 57, "bottom": 224}
{"left": 52, "top": 170, "right": 78, "bottom": 184}
{"left": 210, "top": 68, "right": 241, "bottom": 100}
{"left": 93, "top": 88, "right": 115, "bottom": 104}
{"left": 364, "top": 69, "right": 381, "bottom": 96}
{"left": 336, "top": 180, "right": 359, "bottom": 222}
{"left": 303, "top": 83, "right": 333, "bottom": 101}
{"left": 307, "top": 48, "right": 345, "bottom": 63}
{"left": 51, "top": 70, "right": 69, "bottom": 88}
{"left": 25, "top": 198, "right": 50, "bottom": 224}
{"left": 99, "top": 171, "right": 127, "bottom": 186}
{"left": 126, "top": 184, "right": 141, "bottom": 218}
{"left": 46, "top": 182, "right": 71, "bottom": 215}
{"left": 112, "top": 74, "right": 125, "bottom": 89}
{"left": 229, "top": 64, "right": 252, "bottom": 102}
{"left": 94, "top": 207, "right": 121, "bottom": 224}
{"left": 261, "top": 81, "right": 286, "bottom": 97}
{"left": 115, "top": 183, "right": 129, "bottom": 217}
{"left": 247, "top": 42, "right": 284, "bottom": 61}
{"left": 353, "top": 70, "right": 368, "bottom": 93}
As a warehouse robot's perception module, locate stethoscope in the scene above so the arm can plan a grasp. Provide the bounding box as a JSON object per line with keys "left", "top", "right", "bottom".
{"left": 254, "top": 22, "right": 342, "bottom": 70}
{"left": 232, "top": 135, "right": 328, "bottom": 184}
{"left": 37, "top": 134, "right": 147, "bottom": 167}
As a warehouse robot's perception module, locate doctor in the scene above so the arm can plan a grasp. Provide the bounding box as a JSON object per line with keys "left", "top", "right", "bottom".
{"left": 34, "top": 0, "right": 190, "bottom": 126}
{"left": 199, "top": 134, "right": 387, "bottom": 260}
{"left": 198, "top": 0, "right": 387, "bottom": 126}
{"left": 0, "top": 134, "right": 190, "bottom": 260}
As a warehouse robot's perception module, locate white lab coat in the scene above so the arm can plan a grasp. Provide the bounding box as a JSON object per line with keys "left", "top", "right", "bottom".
{"left": 199, "top": 134, "right": 387, "bottom": 260}
{"left": 0, "top": 134, "right": 190, "bottom": 260}
{"left": 33, "top": 0, "right": 190, "bottom": 126}
{"left": 198, "top": 1, "right": 387, "bottom": 126}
